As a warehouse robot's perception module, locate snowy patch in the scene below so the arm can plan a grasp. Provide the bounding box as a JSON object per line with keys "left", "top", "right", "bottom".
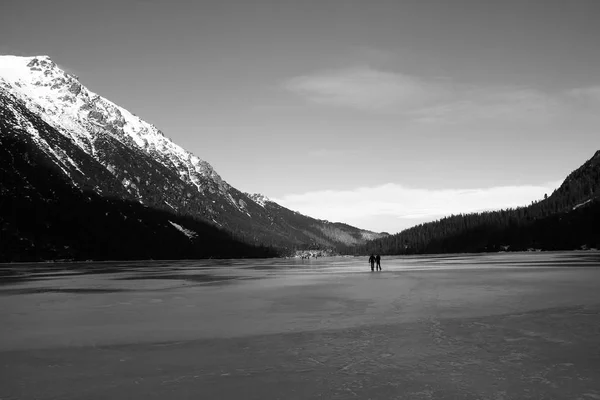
{"left": 6, "top": 103, "right": 42, "bottom": 142}
{"left": 44, "top": 146, "right": 73, "bottom": 179}
{"left": 227, "top": 193, "right": 243, "bottom": 212}
{"left": 246, "top": 193, "right": 271, "bottom": 208}
{"left": 361, "top": 231, "right": 385, "bottom": 241}
{"left": 573, "top": 198, "right": 594, "bottom": 210}
{"left": 168, "top": 221, "right": 197, "bottom": 239}
{"left": 62, "top": 153, "right": 84, "bottom": 175}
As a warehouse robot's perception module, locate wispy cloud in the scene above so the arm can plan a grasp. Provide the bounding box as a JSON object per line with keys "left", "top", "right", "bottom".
{"left": 283, "top": 66, "right": 598, "bottom": 124}
{"left": 283, "top": 66, "right": 448, "bottom": 113}
{"left": 273, "top": 181, "right": 562, "bottom": 234}
{"left": 410, "top": 87, "right": 559, "bottom": 124}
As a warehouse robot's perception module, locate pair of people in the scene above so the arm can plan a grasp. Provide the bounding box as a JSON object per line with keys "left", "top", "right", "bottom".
{"left": 368, "top": 254, "right": 381, "bottom": 271}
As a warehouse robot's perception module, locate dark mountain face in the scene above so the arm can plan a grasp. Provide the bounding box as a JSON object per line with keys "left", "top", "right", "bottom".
{"left": 0, "top": 91, "right": 276, "bottom": 262}
{"left": 0, "top": 55, "right": 384, "bottom": 261}
{"left": 362, "top": 150, "right": 600, "bottom": 255}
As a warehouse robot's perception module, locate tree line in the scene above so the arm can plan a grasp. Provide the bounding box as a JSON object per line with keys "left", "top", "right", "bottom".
{"left": 360, "top": 151, "right": 600, "bottom": 255}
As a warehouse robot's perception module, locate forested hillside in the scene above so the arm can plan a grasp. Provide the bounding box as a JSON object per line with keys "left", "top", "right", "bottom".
{"left": 362, "top": 150, "right": 600, "bottom": 255}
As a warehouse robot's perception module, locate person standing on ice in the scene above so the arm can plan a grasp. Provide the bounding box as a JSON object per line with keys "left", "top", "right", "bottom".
{"left": 368, "top": 254, "right": 375, "bottom": 271}
{"left": 375, "top": 254, "right": 381, "bottom": 271}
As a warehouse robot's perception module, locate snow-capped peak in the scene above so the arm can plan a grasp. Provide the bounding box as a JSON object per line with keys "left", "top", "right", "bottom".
{"left": 0, "top": 55, "right": 58, "bottom": 84}
{"left": 0, "top": 55, "right": 230, "bottom": 196}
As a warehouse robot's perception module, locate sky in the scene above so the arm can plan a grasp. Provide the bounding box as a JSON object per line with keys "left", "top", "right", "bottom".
{"left": 2, "top": 0, "right": 600, "bottom": 233}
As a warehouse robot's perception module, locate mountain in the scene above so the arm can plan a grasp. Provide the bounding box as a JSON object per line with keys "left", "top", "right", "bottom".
{"left": 0, "top": 112, "right": 275, "bottom": 261}
{"left": 0, "top": 55, "right": 384, "bottom": 261}
{"left": 362, "top": 151, "right": 600, "bottom": 255}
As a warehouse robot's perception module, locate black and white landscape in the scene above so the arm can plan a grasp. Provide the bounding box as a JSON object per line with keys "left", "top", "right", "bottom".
{"left": 1, "top": 55, "right": 599, "bottom": 261}
{"left": 2, "top": 1, "right": 600, "bottom": 400}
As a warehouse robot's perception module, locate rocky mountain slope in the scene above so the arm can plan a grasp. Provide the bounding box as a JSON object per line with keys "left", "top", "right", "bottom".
{"left": 0, "top": 55, "right": 384, "bottom": 260}
{"left": 0, "top": 108, "right": 275, "bottom": 262}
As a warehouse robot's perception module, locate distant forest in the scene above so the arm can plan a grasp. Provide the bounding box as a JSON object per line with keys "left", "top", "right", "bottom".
{"left": 361, "top": 151, "right": 600, "bottom": 255}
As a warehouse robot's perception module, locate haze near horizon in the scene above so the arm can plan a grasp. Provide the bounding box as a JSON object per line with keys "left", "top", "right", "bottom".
{"left": 2, "top": 0, "right": 599, "bottom": 233}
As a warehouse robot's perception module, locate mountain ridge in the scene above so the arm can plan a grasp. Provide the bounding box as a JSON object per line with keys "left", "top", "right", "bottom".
{"left": 0, "top": 55, "right": 385, "bottom": 260}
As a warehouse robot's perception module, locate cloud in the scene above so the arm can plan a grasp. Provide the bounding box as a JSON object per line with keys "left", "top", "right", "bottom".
{"left": 283, "top": 66, "right": 598, "bottom": 125}
{"left": 273, "top": 181, "right": 562, "bottom": 234}
{"left": 283, "top": 66, "right": 448, "bottom": 112}
{"left": 410, "top": 88, "right": 559, "bottom": 124}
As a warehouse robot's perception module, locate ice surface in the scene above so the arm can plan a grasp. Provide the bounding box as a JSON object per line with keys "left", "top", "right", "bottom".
{"left": 1, "top": 252, "right": 600, "bottom": 399}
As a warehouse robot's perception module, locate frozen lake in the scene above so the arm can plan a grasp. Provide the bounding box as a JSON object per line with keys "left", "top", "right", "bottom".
{"left": 2, "top": 251, "right": 600, "bottom": 399}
